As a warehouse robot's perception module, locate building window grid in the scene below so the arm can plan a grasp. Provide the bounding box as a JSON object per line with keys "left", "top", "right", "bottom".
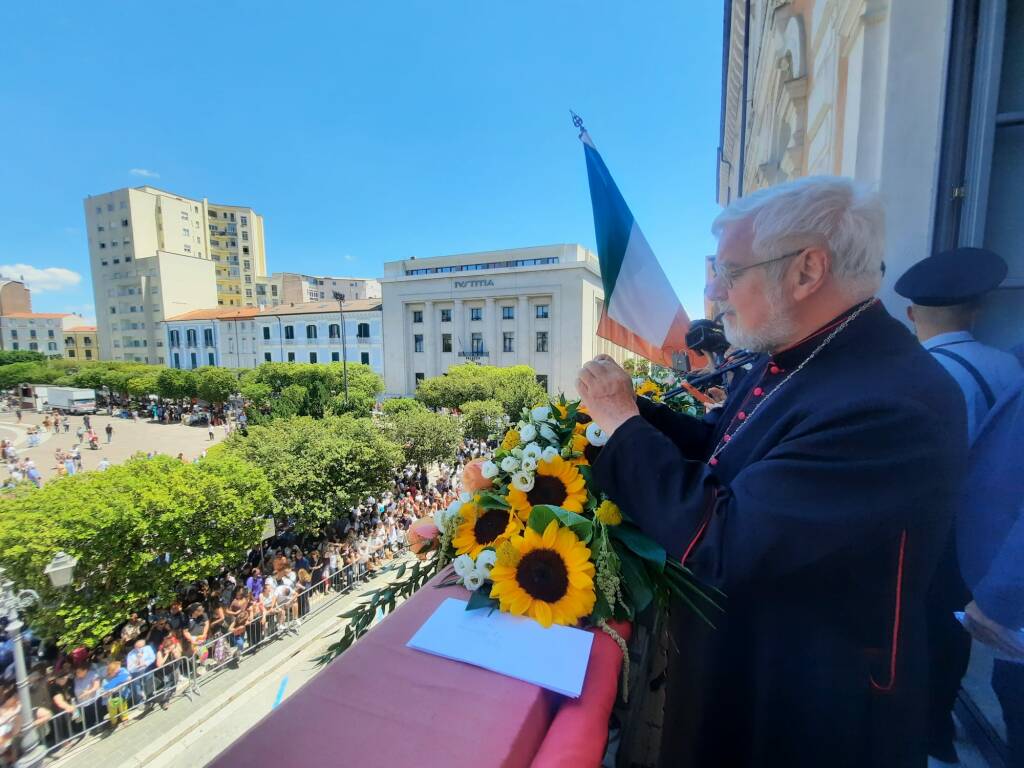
{"left": 536, "top": 331, "right": 548, "bottom": 352}
{"left": 405, "top": 256, "right": 560, "bottom": 276}
{"left": 414, "top": 334, "right": 424, "bottom": 353}
{"left": 441, "top": 333, "right": 452, "bottom": 353}
{"left": 503, "top": 332, "right": 514, "bottom": 353}
{"left": 470, "top": 307, "right": 482, "bottom": 321}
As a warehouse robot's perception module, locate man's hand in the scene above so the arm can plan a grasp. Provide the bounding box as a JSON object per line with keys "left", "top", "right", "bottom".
{"left": 575, "top": 355, "right": 640, "bottom": 437}
{"left": 964, "top": 600, "right": 1024, "bottom": 661}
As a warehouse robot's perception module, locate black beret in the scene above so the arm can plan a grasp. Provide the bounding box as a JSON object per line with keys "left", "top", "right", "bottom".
{"left": 894, "top": 247, "right": 1007, "bottom": 306}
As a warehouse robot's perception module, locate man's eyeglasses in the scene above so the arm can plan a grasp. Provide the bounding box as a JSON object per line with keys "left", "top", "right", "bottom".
{"left": 709, "top": 249, "right": 806, "bottom": 290}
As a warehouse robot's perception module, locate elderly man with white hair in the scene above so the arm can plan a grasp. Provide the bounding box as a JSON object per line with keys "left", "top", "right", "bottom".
{"left": 577, "top": 176, "right": 966, "bottom": 768}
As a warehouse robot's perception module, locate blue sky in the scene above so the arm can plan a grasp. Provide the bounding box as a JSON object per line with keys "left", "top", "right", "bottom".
{"left": 0, "top": 1, "right": 723, "bottom": 326}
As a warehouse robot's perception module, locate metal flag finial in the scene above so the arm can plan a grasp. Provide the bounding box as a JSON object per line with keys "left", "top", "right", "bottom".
{"left": 570, "top": 110, "right": 586, "bottom": 138}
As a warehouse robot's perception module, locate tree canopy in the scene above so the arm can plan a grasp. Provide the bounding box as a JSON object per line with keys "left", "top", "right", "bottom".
{"left": 220, "top": 415, "right": 403, "bottom": 535}
{"left": 0, "top": 350, "right": 46, "bottom": 366}
{"left": 382, "top": 406, "right": 462, "bottom": 469}
{"left": 0, "top": 453, "right": 271, "bottom": 649}
{"left": 415, "top": 364, "right": 545, "bottom": 421}
{"left": 459, "top": 398, "right": 507, "bottom": 441}
{"left": 239, "top": 362, "right": 383, "bottom": 422}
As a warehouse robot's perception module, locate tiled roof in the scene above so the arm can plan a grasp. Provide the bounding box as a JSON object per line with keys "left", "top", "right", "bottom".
{"left": 260, "top": 299, "right": 382, "bottom": 316}
{"left": 1, "top": 312, "right": 72, "bottom": 319}
{"left": 65, "top": 325, "right": 97, "bottom": 332}
{"left": 164, "top": 307, "right": 263, "bottom": 322}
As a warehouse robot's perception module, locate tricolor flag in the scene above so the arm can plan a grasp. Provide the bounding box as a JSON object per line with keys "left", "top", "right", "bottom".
{"left": 579, "top": 124, "right": 699, "bottom": 369}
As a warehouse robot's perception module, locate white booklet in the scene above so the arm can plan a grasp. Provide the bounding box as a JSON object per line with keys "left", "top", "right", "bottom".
{"left": 406, "top": 597, "right": 595, "bottom": 697}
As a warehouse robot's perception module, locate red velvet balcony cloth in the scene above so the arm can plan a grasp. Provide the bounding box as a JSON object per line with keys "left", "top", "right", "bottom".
{"left": 209, "top": 572, "right": 628, "bottom": 768}
{"left": 530, "top": 620, "right": 632, "bottom": 768}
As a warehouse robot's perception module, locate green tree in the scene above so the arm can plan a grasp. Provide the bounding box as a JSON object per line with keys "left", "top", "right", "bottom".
{"left": 195, "top": 366, "right": 238, "bottom": 408}
{"left": 384, "top": 407, "right": 462, "bottom": 469}
{"left": 126, "top": 372, "right": 161, "bottom": 400}
{"left": 380, "top": 397, "right": 427, "bottom": 418}
{"left": 415, "top": 363, "right": 545, "bottom": 421}
{"left": 0, "top": 453, "right": 271, "bottom": 649}
{"left": 0, "top": 350, "right": 46, "bottom": 366}
{"left": 221, "top": 415, "right": 403, "bottom": 535}
{"left": 156, "top": 368, "right": 198, "bottom": 403}
{"left": 239, "top": 362, "right": 384, "bottom": 421}
{"left": 460, "top": 398, "right": 507, "bottom": 441}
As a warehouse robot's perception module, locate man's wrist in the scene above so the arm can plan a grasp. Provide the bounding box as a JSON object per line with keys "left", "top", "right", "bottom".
{"left": 603, "top": 406, "right": 641, "bottom": 437}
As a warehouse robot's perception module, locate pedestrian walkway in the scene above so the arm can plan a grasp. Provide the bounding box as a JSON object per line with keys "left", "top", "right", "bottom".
{"left": 46, "top": 554, "right": 417, "bottom": 768}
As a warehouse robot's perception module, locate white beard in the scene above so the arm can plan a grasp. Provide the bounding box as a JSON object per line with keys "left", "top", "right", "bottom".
{"left": 721, "top": 284, "right": 796, "bottom": 353}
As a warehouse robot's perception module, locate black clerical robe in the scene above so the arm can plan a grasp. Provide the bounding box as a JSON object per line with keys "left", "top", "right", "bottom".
{"left": 593, "top": 301, "right": 966, "bottom": 768}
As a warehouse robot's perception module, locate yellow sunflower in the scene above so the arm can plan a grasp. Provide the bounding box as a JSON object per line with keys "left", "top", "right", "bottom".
{"left": 452, "top": 501, "right": 522, "bottom": 558}
{"left": 635, "top": 379, "right": 662, "bottom": 399}
{"left": 568, "top": 432, "right": 604, "bottom": 468}
{"left": 501, "top": 429, "right": 521, "bottom": 451}
{"left": 489, "top": 520, "right": 596, "bottom": 627}
{"left": 506, "top": 456, "right": 588, "bottom": 521}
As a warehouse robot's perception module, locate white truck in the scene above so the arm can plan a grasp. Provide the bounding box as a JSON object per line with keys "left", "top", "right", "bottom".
{"left": 45, "top": 387, "right": 97, "bottom": 415}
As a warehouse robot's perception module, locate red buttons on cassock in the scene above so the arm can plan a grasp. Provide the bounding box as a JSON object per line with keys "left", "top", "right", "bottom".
{"left": 722, "top": 434, "right": 731, "bottom": 442}
{"left": 770, "top": 365, "right": 781, "bottom": 375}
{"left": 753, "top": 387, "right": 764, "bottom": 396}
{"left": 709, "top": 457, "right": 718, "bottom": 466}
{"left": 737, "top": 411, "right": 747, "bottom": 420}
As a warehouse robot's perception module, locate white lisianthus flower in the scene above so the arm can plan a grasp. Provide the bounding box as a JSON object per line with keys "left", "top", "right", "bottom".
{"left": 520, "top": 455, "right": 538, "bottom": 472}
{"left": 463, "top": 569, "right": 486, "bottom": 592}
{"left": 480, "top": 460, "right": 500, "bottom": 479}
{"left": 511, "top": 446, "right": 524, "bottom": 458}
{"left": 459, "top": 491, "right": 472, "bottom": 504}
{"left": 522, "top": 442, "right": 543, "bottom": 460}
{"left": 475, "top": 550, "right": 497, "bottom": 575}
{"left": 500, "top": 455, "right": 520, "bottom": 473}
{"left": 511, "top": 471, "right": 535, "bottom": 492}
{"left": 541, "top": 446, "right": 560, "bottom": 463}
{"left": 434, "top": 506, "right": 451, "bottom": 532}
{"left": 586, "top": 422, "right": 609, "bottom": 447}
{"left": 531, "top": 405, "right": 552, "bottom": 422}
{"left": 539, "top": 424, "right": 558, "bottom": 444}
{"left": 453, "top": 554, "right": 476, "bottom": 580}
{"left": 518, "top": 423, "right": 537, "bottom": 443}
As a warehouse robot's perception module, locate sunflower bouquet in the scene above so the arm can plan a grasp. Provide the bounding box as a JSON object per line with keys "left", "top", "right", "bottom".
{"left": 425, "top": 394, "right": 721, "bottom": 640}
{"left": 634, "top": 365, "right": 709, "bottom": 416}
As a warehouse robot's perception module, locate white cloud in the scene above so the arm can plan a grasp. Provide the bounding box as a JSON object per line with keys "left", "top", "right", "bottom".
{"left": 344, "top": 254, "right": 356, "bottom": 262}
{"left": 0, "top": 264, "right": 83, "bottom": 293}
{"left": 130, "top": 168, "right": 160, "bottom": 178}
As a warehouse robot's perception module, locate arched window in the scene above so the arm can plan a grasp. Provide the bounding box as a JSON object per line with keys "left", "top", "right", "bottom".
{"left": 306, "top": 324, "right": 317, "bottom": 339}
{"left": 329, "top": 323, "right": 340, "bottom": 339}
{"left": 357, "top": 322, "right": 370, "bottom": 339}
{"left": 186, "top": 329, "right": 197, "bottom": 347}
{"left": 284, "top": 325, "right": 294, "bottom": 340}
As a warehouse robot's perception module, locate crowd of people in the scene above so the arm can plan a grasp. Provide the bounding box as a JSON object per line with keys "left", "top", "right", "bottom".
{"left": 0, "top": 455, "right": 472, "bottom": 764}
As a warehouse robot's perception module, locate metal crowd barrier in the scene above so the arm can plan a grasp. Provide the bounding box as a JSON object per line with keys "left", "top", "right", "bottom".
{"left": 37, "top": 546, "right": 413, "bottom": 761}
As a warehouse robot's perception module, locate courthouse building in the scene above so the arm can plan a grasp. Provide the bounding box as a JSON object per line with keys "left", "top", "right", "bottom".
{"left": 379, "top": 244, "right": 627, "bottom": 397}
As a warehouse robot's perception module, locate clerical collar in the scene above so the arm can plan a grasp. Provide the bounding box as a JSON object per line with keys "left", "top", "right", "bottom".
{"left": 769, "top": 299, "right": 880, "bottom": 371}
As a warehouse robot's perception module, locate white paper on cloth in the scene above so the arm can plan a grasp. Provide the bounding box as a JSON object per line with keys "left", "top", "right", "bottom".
{"left": 406, "top": 597, "right": 594, "bottom": 697}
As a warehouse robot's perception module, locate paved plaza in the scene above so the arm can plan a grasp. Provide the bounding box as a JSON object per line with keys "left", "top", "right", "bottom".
{"left": 0, "top": 409, "right": 228, "bottom": 481}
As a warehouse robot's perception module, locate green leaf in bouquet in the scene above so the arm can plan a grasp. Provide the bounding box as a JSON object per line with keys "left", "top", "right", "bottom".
{"left": 616, "top": 543, "right": 654, "bottom": 613}
{"left": 577, "top": 464, "right": 594, "bottom": 487}
{"left": 609, "top": 524, "right": 666, "bottom": 572}
{"left": 528, "top": 504, "right": 594, "bottom": 544}
{"left": 465, "top": 584, "right": 499, "bottom": 613}
{"left": 476, "top": 491, "right": 511, "bottom": 510}
{"left": 590, "top": 585, "right": 614, "bottom": 624}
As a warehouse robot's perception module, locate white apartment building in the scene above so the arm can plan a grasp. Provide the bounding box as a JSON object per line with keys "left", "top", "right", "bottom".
{"left": 0, "top": 313, "right": 75, "bottom": 356}
{"left": 269, "top": 273, "right": 382, "bottom": 305}
{"left": 379, "top": 244, "right": 627, "bottom": 397}
{"left": 84, "top": 186, "right": 267, "bottom": 363}
{"left": 162, "top": 300, "right": 384, "bottom": 375}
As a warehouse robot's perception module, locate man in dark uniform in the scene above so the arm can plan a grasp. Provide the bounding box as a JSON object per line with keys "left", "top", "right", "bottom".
{"left": 895, "top": 248, "right": 1023, "bottom": 765}
{"left": 577, "top": 176, "right": 966, "bottom": 768}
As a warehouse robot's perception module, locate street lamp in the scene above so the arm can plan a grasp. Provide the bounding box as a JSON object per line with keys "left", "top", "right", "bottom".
{"left": 332, "top": 291, "right": 349, "bottom": 405}
{"left": 1, "top": 552, "right": 77, "bottom": 768}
